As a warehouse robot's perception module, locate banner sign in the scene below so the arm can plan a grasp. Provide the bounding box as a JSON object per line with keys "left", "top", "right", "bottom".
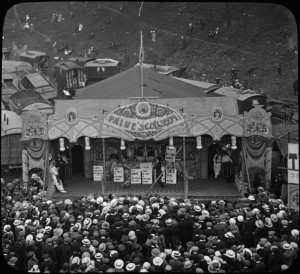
{"left": 22, "top": 110, "right": 48, "bottom": 141}
{"left": 165, "top": 146, "right": 177, "bottom": 163}
{"left": 131, "top": 169, "right": 141, "bottom": 184}
{"left": 142, "top": 169, "right": 152, "bottom": 184}
{"left": 93, "top": 166, "right": 103, "bottom": 181}
{"left": 140, "top": 162, "right": 153, "bottom": 170}
{"left": 243, "top": 106, "right": 272, "bottom": 138}
{"left": 288, "top": 143, "right": 299, "bottom": 184}
{"left": 288, "top": 184, "right": 299, "bottom": 210}
{"left": 104, "top": 101, "right": 184, "bottom": 140}
{"left": 114, "top": 167, "right": 124, "bottom": 182}
{"left": 166, "top": 168, "right": 177, "bottom": 184}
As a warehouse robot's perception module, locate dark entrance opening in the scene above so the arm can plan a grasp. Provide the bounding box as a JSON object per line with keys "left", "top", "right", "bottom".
{"left": 207, "top": 143, "right": 222, "bottom": 178}
{"left": 71, "top": 145, "right": 84, "bottom": 176}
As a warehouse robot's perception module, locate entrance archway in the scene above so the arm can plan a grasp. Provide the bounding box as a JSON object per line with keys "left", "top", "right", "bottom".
{"left": 207, "top": 143, "right": 222, "bottom": 178}
{"left": 71, "top": 145, "right": 84, "bottom": 176}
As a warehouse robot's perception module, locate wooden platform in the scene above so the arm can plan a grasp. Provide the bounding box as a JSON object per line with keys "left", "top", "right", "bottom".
{"left": 53, "top": 172, "right": 241, "bottom": 201}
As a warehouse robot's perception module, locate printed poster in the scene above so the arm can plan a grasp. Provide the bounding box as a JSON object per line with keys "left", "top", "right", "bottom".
{"left": 131, "top": 169, "right": 141, "bottom": 184}
{"left": 93, "top": 166, "right": 103, "bottom": 181}
{"left": 166, "top": 168, "right": 177, "bottom": 184}
{"left": 114, "top": 167, "right": 124, "bottom": 182}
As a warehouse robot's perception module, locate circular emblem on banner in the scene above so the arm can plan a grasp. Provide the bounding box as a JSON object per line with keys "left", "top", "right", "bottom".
{"left": 136, "top": 101, "right": 151, "bottom": 118}
{"left": 211, "top": 106, "right": 223, "bottom": 122}
{"left": 66, "top": 110, "right": 77, "bottom": 124}
{"left": 253, "top": 110, "right": 263, "bottom": 120}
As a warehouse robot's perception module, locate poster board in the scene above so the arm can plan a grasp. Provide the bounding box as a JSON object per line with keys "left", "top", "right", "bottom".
{"left": 131, "top": 169, "right": 142, "bottom": 184}
{"left": 287, "top": 184, "right": 299, "bottom": 210}
{"left": 114, "top": 167, "right": 124, "bottom": 182}
{"left": 166, "top": 168, "right": 177, "bottom": 184}
{"left": 288, "top": 143, "right": 299, "bottom": 184}
{"left": 93, "top": 166, "right": 103, "bottom": 181}
{"left": 142, "top": 169, "right": 153, "bottom": 184}
{"left": 165, "top": 146, "right": 176, "bottom": 163}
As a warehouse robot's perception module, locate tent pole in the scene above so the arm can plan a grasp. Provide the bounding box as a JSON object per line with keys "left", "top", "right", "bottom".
{"left": 183, "top": 137, "right": 188, "bottom": 199}
{"left": 102, "top": 138, "right": 106, "bottom": 196}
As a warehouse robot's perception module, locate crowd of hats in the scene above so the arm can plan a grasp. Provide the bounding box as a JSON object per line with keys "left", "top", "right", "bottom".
{"left": 1, "top": 178, "right": 299, "bottom": 273}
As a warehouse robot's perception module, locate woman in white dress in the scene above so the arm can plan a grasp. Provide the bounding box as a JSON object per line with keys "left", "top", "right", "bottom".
{"left": 50, "top": 160, "right": 67, "bottom": 193}
{"left": 213, "top": 151, "right": 222, "bottom": 179}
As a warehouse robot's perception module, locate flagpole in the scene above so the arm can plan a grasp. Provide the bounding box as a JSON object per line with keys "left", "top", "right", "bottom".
{"left": 140, "top": 30, "right": 144, "bottom": 98}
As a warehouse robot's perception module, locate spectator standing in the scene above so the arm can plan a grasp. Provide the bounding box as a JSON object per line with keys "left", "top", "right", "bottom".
{"left": 188, "top": 23, "right": 193, "bottom": 36}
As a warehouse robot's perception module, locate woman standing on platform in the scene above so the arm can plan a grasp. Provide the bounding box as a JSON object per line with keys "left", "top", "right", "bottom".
{"left": 50, "top": 160, "right": 67, "bottom": 193}
{"left": 213, "top": 150, "right": 222, "bottom": 179}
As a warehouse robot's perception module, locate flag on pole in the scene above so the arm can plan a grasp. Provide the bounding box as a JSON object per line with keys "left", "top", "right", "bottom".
{"left": 138, "top": 2, "right": 144, "bottom": 17}
{"left": 139, "top": 31, "right": 144, "bottom": 66}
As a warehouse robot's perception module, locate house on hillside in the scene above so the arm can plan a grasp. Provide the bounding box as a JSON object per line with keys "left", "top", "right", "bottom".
{"left": 83, "top": 58, "right": 121, "bottom": 85}
{"left": 55, "top": 61, "right": 86, "bottom": 98}
{"left": 136, "top": 63, "right": 187, "bottom": 77}
{"left": 8, "top": 89, "right": 53, "bottom": 115}
{"left": 2, "top": 47, "right": 11, "bottom": 60}
{"left": 19, "top": 50, "right": 49, "bottom": 72}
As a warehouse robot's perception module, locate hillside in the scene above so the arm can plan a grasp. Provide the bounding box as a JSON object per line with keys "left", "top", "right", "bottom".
{"left": 2, "top": 2, "right": 298, "bottom": 99}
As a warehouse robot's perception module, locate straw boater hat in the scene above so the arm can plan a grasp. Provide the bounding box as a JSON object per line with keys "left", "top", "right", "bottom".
{"left": 208, "top": 260, "right": 221, "bottom": 273}
{"left": 126, "top": 263, "right": 136, "bottom": 271}
{"left": 225, "top": 250, "right": 235, "bottom": 258}
{"left": 224, "top": 232, "right": 234, "bottom": 238}
{"left": 194, "top": 205, "right": 202, "bottom": 212}
{"left": 114, "top": 259, "right": 124, "bottom": 269}
{"left": 165, "top": 218, "right": 172, "bottom": 226}
{"left": 31, "top": 174, "right": 38, "bottom": 179}
{"left": 255, "top": 220, "right": 264, "bottom": 228}
{"left": 153, "top": 257, "right": 163, "bottom": 266}
{"left": 282, "top": 243, "right": 292, "bottom": 250}
{"left": 171, "top": 251, "right": 181, "bottom": 259}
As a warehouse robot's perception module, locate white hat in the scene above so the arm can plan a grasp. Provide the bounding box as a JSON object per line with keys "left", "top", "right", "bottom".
{"left": 31, "top": 174, "right": 38, "bottom": 179}
{"left": 248, "top": 195, "right": 255, "bottom": 201}
{"left": 26, "top": 234, "right": 33, "bottom": 243}
{"left": 126, "top": 263, "right": 136, "bottom": 271}
{"left": 82, "top": 239, "right": 90, "bottom": 245}
{"left": 225, "top": 250, "right": 235, "bottom": 258}
{"left": 291, "top": 229, "right": 299, "bottom": 237}
{"left": 153, "top": 256, "right": 163, "bottom": 266}
{"left": 194, "top": 205, "right": 201, "bottom": 212}
{"left": 142, "top": 262, "right": 151, "bottom": 270}
{"left": 36, "top": 233, "right": 44, "bottom": 242}
{"left": 71, "top": 256, "right": 80, "bottom": 265}
{"left": 229, "top": 218, "right": 236, "bottom": 225}
{"left": 128, "top": 231, "right": 136, "bottom": 240}
{"left": 114, "top": 259, "right": 124, "bottom": 269}
{"left": 95, "top": 253, "right": 103, "bottom": 260}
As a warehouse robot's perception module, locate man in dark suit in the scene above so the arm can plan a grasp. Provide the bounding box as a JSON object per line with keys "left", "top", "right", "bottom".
{"left": 40, "top": 254, "right": 56, "bottom": 273}
{"left": 241, "top": 212, "right": 256, "bottom": 247}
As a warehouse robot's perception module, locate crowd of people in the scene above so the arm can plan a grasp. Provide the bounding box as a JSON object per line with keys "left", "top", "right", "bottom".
{"left": 1, "top": 175, "right": 299, "bottom": 273}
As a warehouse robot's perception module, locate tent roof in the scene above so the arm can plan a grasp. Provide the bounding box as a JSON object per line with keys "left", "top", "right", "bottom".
{"left": 9, "top": 89, "right": 50, "bottom": 110}
{"left": 75, "top": 66, "right": 206, "bottom": 99}
{"left": 1, "top": 110, "right": 22, "bottom": 136}
{"left": 24, "top": 73, "right": 50, "bottom": 88}
{"left": 272, "top": 123, "right": 299, "bottom": 157}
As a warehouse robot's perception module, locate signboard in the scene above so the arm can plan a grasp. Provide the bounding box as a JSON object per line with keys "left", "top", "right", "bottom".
{"left": 21, "top": 110, "right": 48, "bottom": 141}
{"left": 288, "top": 143, "right": 299, "bottom": 184}
{"left": 165, "top": 146, "right": 176, "bottom": 163}
{"left": 288, "top": 184, "right": 299, "bottom": 210}
{"left": 114, "top": 167, "right": 124, "bottom": 182}
{"left": 166, "top": 168, "right": 177, "bottom": 184}
{"left": 142, "top": 169, "right": 153, "bottom": 184}
{"left": 243, "top": 106, "right": 272, "bottom": 138}
{"left": 93, "top": 166, "right": 103, "bottom": 181}
{"left": 131, "top": 169, "right": 141, "bottom": 184}
{"left": 103, "top": 101, "right": 184, "bottom": 140}
{"left": 140, "top": 162, "right": 153, "bottom": 170}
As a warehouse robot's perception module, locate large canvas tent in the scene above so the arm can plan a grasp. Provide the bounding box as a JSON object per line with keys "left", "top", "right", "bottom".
{"left": 75, "top": 66, "right": 207, "bottom": 99}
